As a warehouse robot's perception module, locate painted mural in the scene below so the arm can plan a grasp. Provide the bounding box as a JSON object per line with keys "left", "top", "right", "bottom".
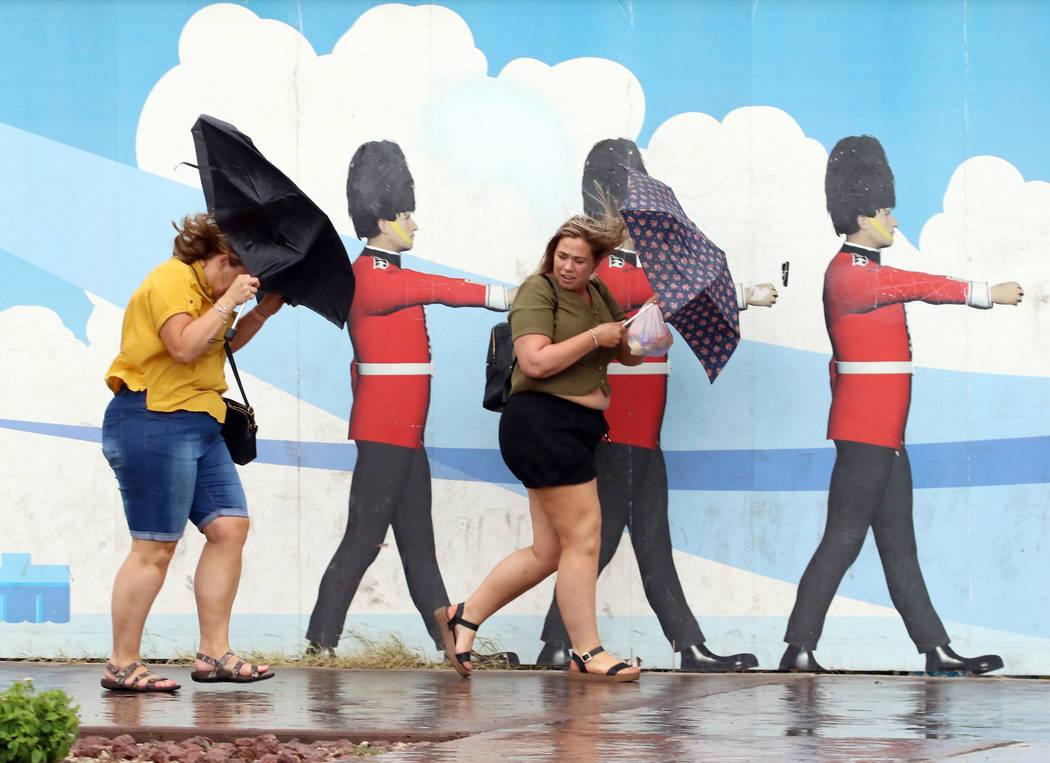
{"left": 1, "top": 0, "right": 1048, "bottom": 674}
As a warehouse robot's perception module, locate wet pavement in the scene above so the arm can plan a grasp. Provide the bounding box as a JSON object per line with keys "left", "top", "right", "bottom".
{"left": 4, "top": 662, "right": 1050, "bottom": 760}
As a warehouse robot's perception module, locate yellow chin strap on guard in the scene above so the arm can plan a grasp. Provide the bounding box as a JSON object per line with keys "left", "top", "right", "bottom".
{"left": 389, "top": 220, "right": 414, "bottom": 246}
{"left": 867, "top": 216, "right": 894, "bottom": 240}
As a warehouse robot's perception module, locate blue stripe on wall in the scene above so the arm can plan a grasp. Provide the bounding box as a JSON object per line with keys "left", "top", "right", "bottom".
{"left": 4, "top": 418, "right": 1047, "bottom": 490}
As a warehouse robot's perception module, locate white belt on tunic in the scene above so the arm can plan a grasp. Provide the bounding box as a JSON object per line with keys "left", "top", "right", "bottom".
{"left": 836, "top": 360, "right": 913, "bottom": 375}
{"left": 607, "top": 362, "right": 671, "bottom": 375}
{"left": 356, "top": 362, "right": 434, "bottom": 376}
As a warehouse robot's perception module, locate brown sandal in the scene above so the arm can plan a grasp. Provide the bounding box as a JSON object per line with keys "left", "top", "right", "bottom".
{"left": 100, "top": 661, "right": 180, "bottom": 693}
{"left": 190, "top": 651, "right": 274, "bottom": 683}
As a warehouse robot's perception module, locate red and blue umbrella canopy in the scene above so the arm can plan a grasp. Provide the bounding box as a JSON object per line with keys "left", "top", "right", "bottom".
{"left": 621, "top": 167, "right": 740, "bottom": 382}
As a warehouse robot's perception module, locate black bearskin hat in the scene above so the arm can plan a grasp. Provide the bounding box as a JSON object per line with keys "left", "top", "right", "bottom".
{"left": 346, "top": 140, "right": 415, "bottom": 239}
{"left": 581, "top": 138, "right": 647, "bottom": 219}
{"left": 825, "top": 135, "right": 896, "bottom": 236}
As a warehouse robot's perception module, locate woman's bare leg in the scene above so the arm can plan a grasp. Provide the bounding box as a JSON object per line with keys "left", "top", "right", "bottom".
{"left": 106, "top": 538, "right": 179, "bottom": 688}
{"left": 448, "top": 491, "right": 561, "bottom": 670}
{"left": 450, "top": 481, "right": 638, "bottom": 677}
{"left": 543, "top": 480, "right": 639, "bottom": 677}
{"left": 193, "top": 516, "right": 268, "bottom": 677}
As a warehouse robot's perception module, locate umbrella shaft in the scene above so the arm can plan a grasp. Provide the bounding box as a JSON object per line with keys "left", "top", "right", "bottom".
{"left": 622, "top": 301, "right": 657, "bottom": 327}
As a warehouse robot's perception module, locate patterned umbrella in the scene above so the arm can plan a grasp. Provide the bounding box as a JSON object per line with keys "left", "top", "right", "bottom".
{"left": 621, "top": 167, "right": 739, "bottom": 382}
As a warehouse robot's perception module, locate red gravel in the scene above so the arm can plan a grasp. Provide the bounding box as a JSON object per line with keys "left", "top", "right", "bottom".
{"left": 67, "top": 733, "right": 425, "bottom": 761}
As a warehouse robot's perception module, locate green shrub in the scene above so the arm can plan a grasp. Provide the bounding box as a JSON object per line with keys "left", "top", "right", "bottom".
{"left": 0, "top": 679, "right": 80, "bottom": 763}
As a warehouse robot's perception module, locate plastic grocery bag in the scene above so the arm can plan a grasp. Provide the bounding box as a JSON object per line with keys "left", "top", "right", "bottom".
{"left": 624, "top": 302, "right": 673, "bottom": 356}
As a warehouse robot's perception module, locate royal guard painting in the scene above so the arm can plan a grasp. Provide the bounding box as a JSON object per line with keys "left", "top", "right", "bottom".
{"left": 779, "top": 135, "right": 1024, "bottom": 674}
{"left": 306, "top": 141, "right": 511, "bottom": 655}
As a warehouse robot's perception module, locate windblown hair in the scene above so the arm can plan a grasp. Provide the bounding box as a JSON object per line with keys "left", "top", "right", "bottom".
{"left": 581, "top": 138, "right": 647, "bottom": 219}
{"left": 825, "top": 135, "right": 896, "bottom": 236}
{"left": 171, "top": 213, "right": 240, "bottom": 265}
{"left": 346, "top": 140, "right": 416, "bottom": 239}
{"left": 536, "top": 213, "right": 627, "bottom": 275}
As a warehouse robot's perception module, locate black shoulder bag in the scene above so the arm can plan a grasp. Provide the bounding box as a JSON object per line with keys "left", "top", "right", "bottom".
{"left": 222, "top": 332, "right": 258, "bottom": 465}
{"left": 483, "top": 275, "right": 557, "bottom": 412}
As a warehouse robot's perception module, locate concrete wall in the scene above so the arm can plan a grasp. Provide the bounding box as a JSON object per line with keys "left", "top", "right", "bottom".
{"left": 1, "top": 0, "right": 1047, "bottom": 673}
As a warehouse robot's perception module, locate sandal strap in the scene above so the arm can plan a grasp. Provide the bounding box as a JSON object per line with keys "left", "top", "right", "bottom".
{"left": 108, "top": 661, "right": 173, "bottom": 687}
{"left": 108, "top": 660, "right": 145, "bottom": 686}
{"left": 576, "top": 646, "right": 606, "bottom": 663}
{"left": 133, "top": 673, "right": 168, "bottom": 688}
{"left": 449, "top": 602, "right": 480, "bottom": 632}
{"left": 226, "top": 654, "right": 264, "bottom": 679}
{"left": 194, "top": 651, "right": 222, "bottom": 668}
{"left": 194, "top": 651, "right": 234, "bottom": 679}
{"left": 571, "top": 646, "right": 630, "bottom": 675}
{"left": 220, "top": 653, "right": 247, "bottom": 678}
{"left": 200, "top": 650, "right": 264, "bottom": 679}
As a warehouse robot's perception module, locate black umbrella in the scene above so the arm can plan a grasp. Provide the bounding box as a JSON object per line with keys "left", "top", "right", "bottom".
{"left": 191, "top": 114, "right": 354, "bottom": 328}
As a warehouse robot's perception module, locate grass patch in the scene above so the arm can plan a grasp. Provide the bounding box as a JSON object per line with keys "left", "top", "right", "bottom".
{"left": 294, "top": 631, "right": 436, "bottom": 670}
{"left": 250, "top": 631, "right": 518, "bottom": 670}
{"left": 4, "top": 633, "right": 523, "bottom": 671}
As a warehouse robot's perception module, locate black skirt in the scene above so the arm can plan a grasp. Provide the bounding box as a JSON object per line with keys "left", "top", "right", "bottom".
{"left": 498, "top": 391, "right": 608, "bottom": 489}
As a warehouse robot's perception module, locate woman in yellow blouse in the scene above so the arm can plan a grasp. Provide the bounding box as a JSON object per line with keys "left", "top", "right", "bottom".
{"left": 436, "top": 214, "right": 645, "bottom": 682}
{"left": 100, "top": 214, "right": 282, "bottom": 692}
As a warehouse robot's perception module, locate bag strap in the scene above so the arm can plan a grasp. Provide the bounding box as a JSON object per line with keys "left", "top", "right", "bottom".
{"left": 193, "top": 260, "right": 252, "bottom": 409}
{"left": 223, "top": 327, "right": 251, "bottom": 409}
{"left": 541, "top": 274, "right": 558, "bottom": 317}
{"left": 507, "top": 275, "right": 557, "bottom": 374}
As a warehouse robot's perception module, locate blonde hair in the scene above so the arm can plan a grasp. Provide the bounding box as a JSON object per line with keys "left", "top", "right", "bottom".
{"left": 536, "top": 210, "right": 627, "bottom": 275}
{"left": 171, "top": 213, "right": 241, "bottom": 265}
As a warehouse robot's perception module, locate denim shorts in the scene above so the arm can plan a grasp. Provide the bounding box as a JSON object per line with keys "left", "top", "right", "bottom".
{"left": 101, "top": 389, "right": 248, "bottom": 541}
{"left": 498, "top": 391, "right": 609, "bottom": 488}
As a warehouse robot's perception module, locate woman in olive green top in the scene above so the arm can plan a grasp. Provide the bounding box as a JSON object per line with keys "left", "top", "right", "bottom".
{"left": 436, "top": 215, "right": 645, "bottom": 682}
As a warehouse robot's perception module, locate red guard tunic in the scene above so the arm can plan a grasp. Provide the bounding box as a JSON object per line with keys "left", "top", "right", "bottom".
{"left": 824, "top": 244, "right": 979, "bottom": 449}
{"left": 348, "top": 249, "right": 492, "bottom": 449}
{"left": 597, "top": 251, "right": 668, "bottom": 449}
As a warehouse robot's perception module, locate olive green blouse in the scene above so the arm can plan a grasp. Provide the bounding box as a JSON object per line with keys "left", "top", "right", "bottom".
{"left": 509, "top": 273, "right": 625, "bottom": 397}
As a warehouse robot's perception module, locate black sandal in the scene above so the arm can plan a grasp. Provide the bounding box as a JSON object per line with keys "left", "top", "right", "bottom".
{"left": 190, "top": 651, "right": 274, "bottom": 683}
{"left": 100, "top": 661, "right": 180, "bottom": 693}
{"left": 568, "top": 646, "right": 640, "bottom": 683}
{"left": 434, "top": 603, "right": 479, "bottom": 678}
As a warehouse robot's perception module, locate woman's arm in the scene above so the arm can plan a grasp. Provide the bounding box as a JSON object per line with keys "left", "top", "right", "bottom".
{"left": 158, "top": 273, "right": 259, "bottom": 364}
{"left": 515, "top": 321, "right": 626, "bottom": 379}
{"left": 228, "top": 293, "right": 284, "bottom": 352}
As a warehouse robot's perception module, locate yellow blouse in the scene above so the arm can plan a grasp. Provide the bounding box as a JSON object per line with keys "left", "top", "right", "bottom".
{"left": 105, "top": 258, "right": 235, "bottom": 422}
